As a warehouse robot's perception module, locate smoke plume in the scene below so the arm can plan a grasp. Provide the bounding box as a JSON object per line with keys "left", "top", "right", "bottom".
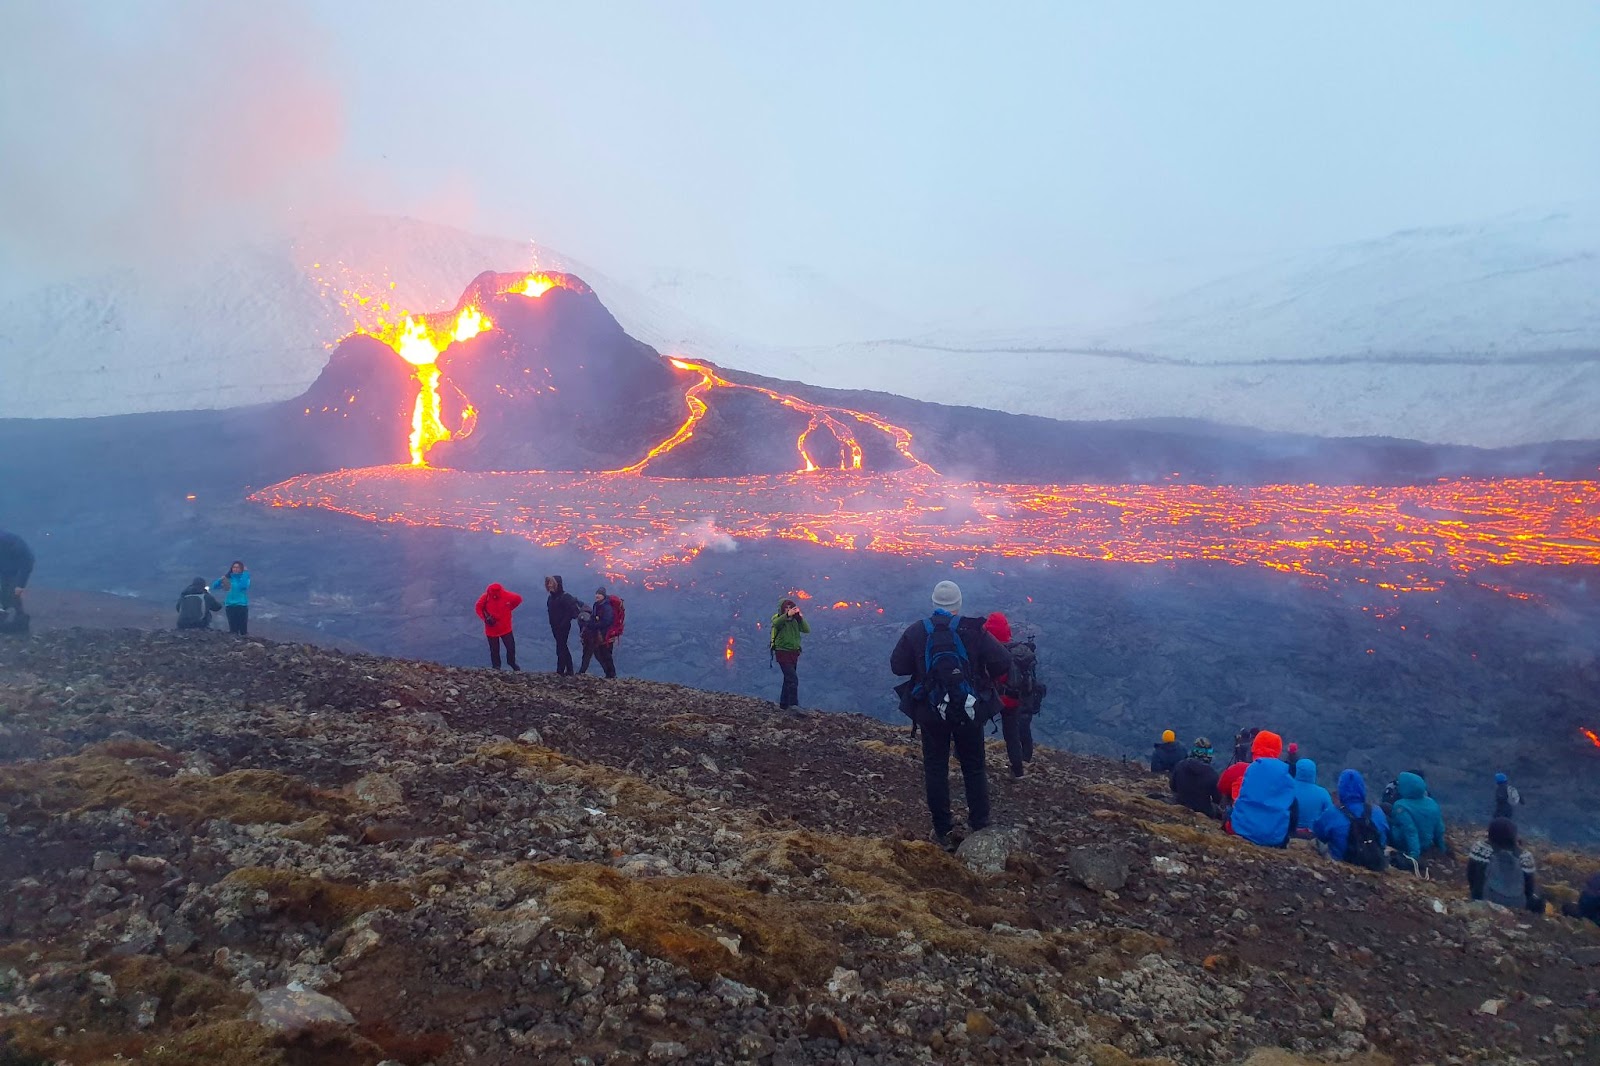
{"left": 0, "top": 0, "right": 350, "bottom": 280}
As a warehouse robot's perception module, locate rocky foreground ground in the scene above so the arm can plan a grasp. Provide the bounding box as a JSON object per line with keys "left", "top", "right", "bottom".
{"left": 0, "top": 630, "right": 1597, "bottom": 1066}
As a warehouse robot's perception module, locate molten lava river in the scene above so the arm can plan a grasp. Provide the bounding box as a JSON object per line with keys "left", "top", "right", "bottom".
{"left": 258, "top": 275, "right": 1600, "bottom": 595}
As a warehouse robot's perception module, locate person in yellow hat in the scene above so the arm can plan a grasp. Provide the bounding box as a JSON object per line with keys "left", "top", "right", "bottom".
{"left": 1150, "top": 729, "right": 1183, "bottom": 774}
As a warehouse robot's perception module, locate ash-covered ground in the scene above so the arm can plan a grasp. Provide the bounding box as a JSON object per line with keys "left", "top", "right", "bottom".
{"left": 1, "top": 629, "right": 1597, "bottom": 1065}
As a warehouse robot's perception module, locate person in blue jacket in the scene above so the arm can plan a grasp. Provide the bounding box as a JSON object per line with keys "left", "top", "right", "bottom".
{"left": 1390, "top": 770, "right": 1448, "bottom": 871}
{"left": 1292, "top": 758, "right": 1332, "bottom": 837}
{"left": 212, "top": 560, "right": 251, "bottom": 636}
{"left": 1314, "top": 770, "right": 1390, "bottom": 864}
{"left": 1227, "top": 730, "right": 1297, "bottom": 848}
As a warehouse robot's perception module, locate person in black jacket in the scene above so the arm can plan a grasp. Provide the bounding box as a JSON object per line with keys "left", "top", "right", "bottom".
{"left": 1170, "top": 737, "right": 1221, "bottom": 817}
{"left": 544, "top": 575, "right": 584, "bottom": 675}
{"left": 580, "top": 588, "right": 618, "bottom": 678}
{"left": 0, "top": 530, "right": 34, "bottom": 632}
{"left": 175, "top": 578, "right": 223, "bottom": 630}
{"left": 1562, "top": 871, "right": 1600, "bottom": 926}
{"left": 1150, "top": 730, "right": 1184, "bottom": 774}
{"left": 890, "top": 580, "right": 1011, "bottom": 849}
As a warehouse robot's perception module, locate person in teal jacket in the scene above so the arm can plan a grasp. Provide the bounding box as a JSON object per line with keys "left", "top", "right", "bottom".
{"left": 212, "top": 560, "right": 251, "bottom": 636}
{"left": 1390, "top": 771, "right": 1448, "bottom": 869}
{"left": 1292, "top": 758, "right": 1332, "bottom": 836}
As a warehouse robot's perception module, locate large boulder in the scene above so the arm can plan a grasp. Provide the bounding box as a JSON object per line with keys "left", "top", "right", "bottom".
{"left": 250, "top": 987, "right": 356, "bottom": 1034}
{"left": 956, "top": 826, "right": 1029, "bottom": 874}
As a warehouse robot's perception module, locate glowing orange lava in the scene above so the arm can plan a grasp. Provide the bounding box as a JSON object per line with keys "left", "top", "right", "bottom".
{"left": 724, "top": 635, "right": 736, "bottom": 662}
{"left": 1582, "top": 728, "right": 1600, "bottom": 749}
{"left": 361, "top": 306, "right": 493, "bottom": 465}
{"left": 510, "top": 272, "right": 580, "bottom": 299}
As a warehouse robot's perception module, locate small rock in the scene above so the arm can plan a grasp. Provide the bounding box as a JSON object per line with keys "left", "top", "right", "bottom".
{"left": 518, "top": 727, "right": 544, "bottom": 745}
{"left": 566, "top": 957, "right": 604, "bottom": 993}
{"left": 126, "top": 855, "right": 170, "bottom": 874}
{"left": 250, "top": 987, "right": 356, "bottom": 1034}
{"left": 712, "top": 977, "right": 761, "bottom": 1007}
{"left": 1151, "top": 855, "right": 1190, "bottom": 876}
{"left": 965, "top": 1010, "right": 995, "bottom": 1039}
{"left": 91, "top": 851, "right": 123, "bottom": 872}
{"left": 1477, "top": 998, "right": 1504, "bottom": 1016}
{"left": 522, "top": 1023, "right": 574, "bottom": 1052}
{"left": 647, "top": 1040, "right": 688, "bottom": 1061}
{"left": 956, "top": 826, "right": 1029, "bottom": 875}
{"left": 1067, "top": 845, "right": 1132, "bottom": 893}
{"left": 826, "top": 967, "right": 863, "bottom": 1001}
{"left": 1570, "top": 945, "right": 1600, "bottom": 967}
{"left": 1331, "top": 993, "right": 1366, "bottom": 1031}
{"left": 806, "top": 1011, "right": 849, "bottom": 1043}
{"left": 353, "top": 773, "right": 404, "bottom": 809}
{"left": 379, "top": 699, "right": 402, "bottom": 709}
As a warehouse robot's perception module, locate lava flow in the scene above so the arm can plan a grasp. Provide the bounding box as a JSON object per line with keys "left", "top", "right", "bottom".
{"left": 263, "top": 268, "right": 1600, "bottom": 595}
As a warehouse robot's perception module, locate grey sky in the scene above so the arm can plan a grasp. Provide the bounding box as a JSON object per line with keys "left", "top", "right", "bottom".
{"left": 3, "top": 1, "right": 1597, "bottom": 328}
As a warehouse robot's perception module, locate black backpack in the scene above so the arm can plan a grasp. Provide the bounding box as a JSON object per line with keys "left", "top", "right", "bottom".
{"left": 1341, "top": 807, "right": 1387, "bottom": 871}
{"left": 1002, "top": 639, "right": 1046, "bottom": 714}
{"left": 913, "top": 617, "right": 980, "bottom": 725}
{"left": 177, "top": 592, "right": 210, "bottom": 628}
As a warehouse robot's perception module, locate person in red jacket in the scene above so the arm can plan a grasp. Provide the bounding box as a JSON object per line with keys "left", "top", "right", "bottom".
{"left": 982, "top": 611, "right": 1034, "bottom": 779}
{"left": 476, "top": 582, "right": 524, "bottom": 671}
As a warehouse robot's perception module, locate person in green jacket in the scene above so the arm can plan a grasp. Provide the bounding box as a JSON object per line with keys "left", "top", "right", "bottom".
{"left": 770, "top": 598, "right": 810, "bottom": 709}
{"left": 1390, "top": 770, "right": 1450, "bottom": 874}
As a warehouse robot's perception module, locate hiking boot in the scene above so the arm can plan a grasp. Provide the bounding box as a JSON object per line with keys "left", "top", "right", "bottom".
{"left": 930, "top": 829, "right": 955, "bottom": 852}
{"left": 1010, "top": 765, "right": 1025, "bottom": 779}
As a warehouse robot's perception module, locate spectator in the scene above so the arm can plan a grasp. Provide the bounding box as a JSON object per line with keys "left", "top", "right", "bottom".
{"left": 1149, "top": 730, "right": 1184, "bottom": 775}
{"left": 1170, "top": 737, "right": 1221, "bottom": 817}
{"left": 1227, "top": 730, "right": 1297, "bottom": 848}
{"left": 1292, "top": 758, "right": 1332, "bottom": 838}
{"left": 175, "top": 577, "right": 223, "bottom": 630}
{"left": 476, "top": 582, "right": 523, "bottom": 671}
{"left": 1390, "top": 771, "right": 1449, "bottom": 873}
{"left": 211, "top": 561, "right": 252, "bottom": 636}
{"left": 1314, "top": 770, "right": 1390, "bottom": 871}
{"left": 770, "top": 597, "right": 810, "bottom": 709}
{"left": 1468, "top": 817, "right": 1542, "bottom": 913}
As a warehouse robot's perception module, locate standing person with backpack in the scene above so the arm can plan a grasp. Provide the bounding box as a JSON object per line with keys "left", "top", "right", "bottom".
{"left": 544, "top": 576, "right": 583, "bottom": 675}
{"left": 0, "top": 530, "right": 33, "bottom": 634}
{"left": 1492, "top": 773, "right": 1521, "bottom": 820}
{"left": 1468, "top": 817, "right": 1542, "bottom": 913}
{"left": 211, "top": 561, "right": 251, "bottom": 636}
{"left": 981, "top": 612, "right": 1037, "bottom": 779}
{"left": 891, "top": 581, "right": 1011, "bottom": 849}
{"left": 175, "top": 578, "right": 222, "bottom": 630}
{"left": 1313, "top": 769, "right": 1390, "bottom": 871}
{"left": 476, "top": 582, "right": 524, "bottom": 671}
{"left": 580, "top": 587, "right": 621, "bottom": 678}
{"left": 770, "top": 598, "right": 809, "bottom": 709}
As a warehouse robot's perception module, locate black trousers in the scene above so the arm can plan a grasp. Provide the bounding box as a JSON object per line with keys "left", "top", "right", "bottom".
{"left": 776, "top": 653, "right": 800, "bottom": 708}
{"left": 551, "top": 621, "right": 575, "bottom": 675}
{"left": 920, "top": 711, "right": 990, "bottom": 838}
{"left": 580, "top": 638, "right": 616, "bottom": 678}
{"left": 224, "top": 605, "right": 249, "bottom": 635}
{"left": 0, "top": 576, "right": 18, "bottom": 612}
{"left": 1001, "top": 710, "right": 1034, "bottom": 775}
{"left": 487, "top": 633, "right": 520, "bottom": 670}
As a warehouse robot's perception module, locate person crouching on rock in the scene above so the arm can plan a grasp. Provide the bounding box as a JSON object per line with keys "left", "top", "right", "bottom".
{"left": 1149, "top": 729, "right": 1183, "bottom": 774}
{"left": 580, "top": 588, "right": 617, "bottom": 678}
{"left": 770, "top": 597, "right": 809, "bottom": 709}
{"left": 476, "top": 582, "right": 523, "bottom": 671}
{"left": 1170, "top": 737, "right": 1221, "bottom": 817}
{"left": 175, "top": 577, "right": 223, "bottom": 630}
{"left": 544, "top": 575, "right": 583, "bottom": 675}
{"left": 891, "top": 580, "right": 1011, "bottom": 850}
{"left": 1226, "top": 730, "right": 1297, "bottom": 848}
{"left": 211, "top": 560, "right": 251, "bottom": 635}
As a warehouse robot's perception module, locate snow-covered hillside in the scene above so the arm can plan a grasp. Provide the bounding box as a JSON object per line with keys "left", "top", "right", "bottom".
{"left": 1, "top": 208, "right": 1596, "bottom": 446}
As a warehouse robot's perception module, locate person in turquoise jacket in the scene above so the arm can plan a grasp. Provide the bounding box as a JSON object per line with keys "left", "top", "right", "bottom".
{"left": 1292, "top": 758, "right": 1332, "bottom": 836}
{"left": 1390, "top": 771, "right": 1448, "bottom": 866}
{"left": 212, "top": 560, "right": 251, "bottom": 636}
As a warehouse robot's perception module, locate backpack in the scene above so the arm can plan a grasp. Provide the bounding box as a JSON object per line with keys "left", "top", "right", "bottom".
{"left": 1002, "top": 639, "right": 1046, "bottom": 714}
{"left": 605, "top": 595, "right": 626, "bottom": 642}
{"left": 913, "top": 617, "right": 982, "bottom": 725}
{"left": 1340, "top": 807, "right": 1386, "bottom": 871}
{"left": 177, "top": 592, "right": 210, "bottom": 628}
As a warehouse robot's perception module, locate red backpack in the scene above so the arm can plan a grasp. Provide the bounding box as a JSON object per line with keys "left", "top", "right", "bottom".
{"left": 606, "top": 595, "right": 626, "bottom": 642}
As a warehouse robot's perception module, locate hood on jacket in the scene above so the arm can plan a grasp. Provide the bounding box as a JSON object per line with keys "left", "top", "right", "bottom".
{"left": 1488, "top": 816, "right": 1518, "bottom": 850}
{"left": 1337, "top": 769, "right": 1368, "bottom": 808}
{"left": 1251, "top": 730, "right": 1283, "bottom": 760}
{"left": 486, "top": 583, "right": 506, "bottom": 598}
{"left": 1294, "top": 758, "right": 1318, "bottom": 783}
{"left": 1396, "top": 771, "right": 1428, "bottom": 801}
{"left": 547, "top": 575, "right": 565, "bottom": 595}
{"left": 982, "top": 612, "right": 1012, "bottom": 642}
{"left": 186, "top": 578, "right": 208, "bottom": 593}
